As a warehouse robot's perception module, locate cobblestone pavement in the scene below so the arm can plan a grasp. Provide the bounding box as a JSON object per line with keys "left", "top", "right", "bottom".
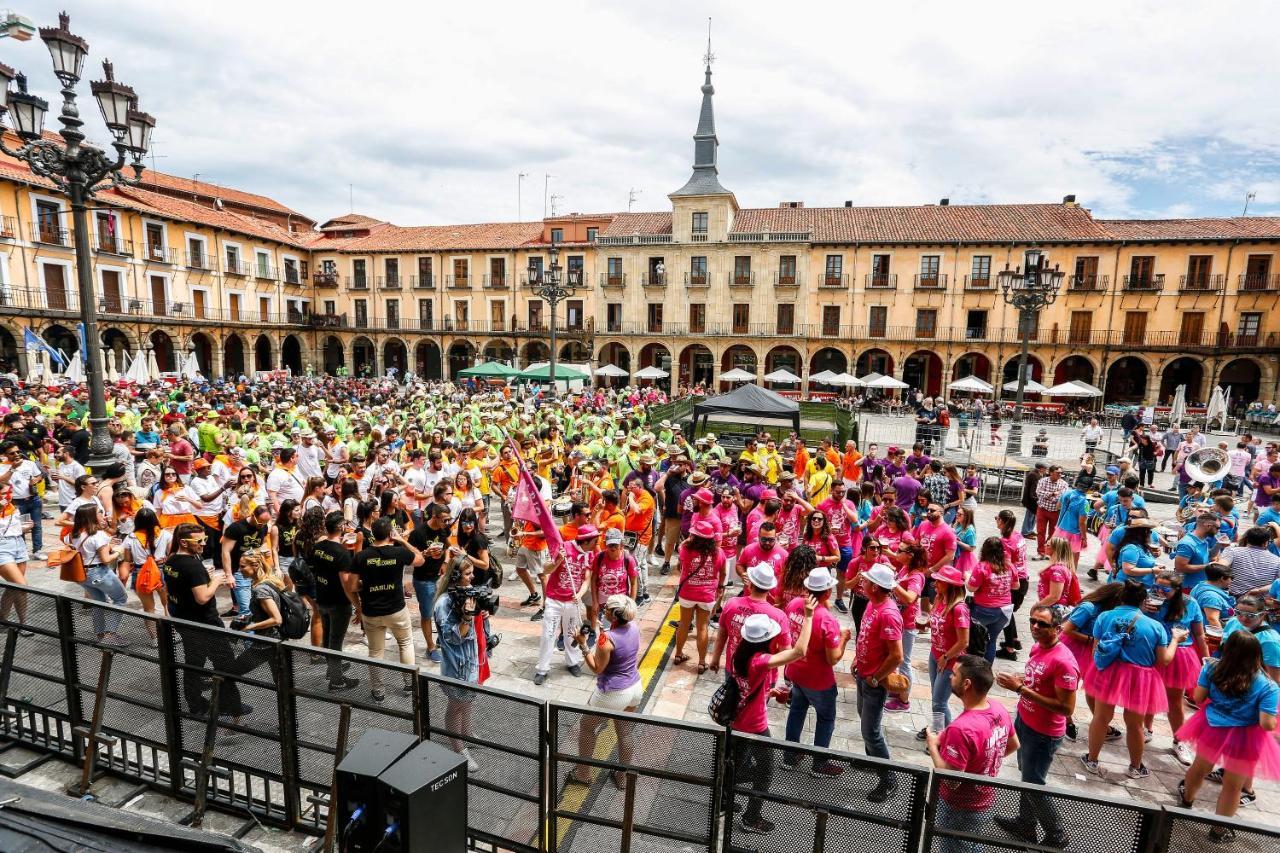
{"left": 15, "top": 491, "right": 1279, "bottom": 833}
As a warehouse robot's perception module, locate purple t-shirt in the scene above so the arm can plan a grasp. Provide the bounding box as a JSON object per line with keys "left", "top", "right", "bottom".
{"left": 893, "top": 476, "right": 920, "bottom": 510}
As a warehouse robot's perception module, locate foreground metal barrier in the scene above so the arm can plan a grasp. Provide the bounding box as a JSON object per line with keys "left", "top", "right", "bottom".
{"left": 0, "top": 581, "right": 1277, "bottom": 853}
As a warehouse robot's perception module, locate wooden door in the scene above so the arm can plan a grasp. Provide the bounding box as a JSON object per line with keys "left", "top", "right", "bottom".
{"left": 1123, "top": 311, "right": 1147, "bottom": 345}
{"left": 193, "top": 289, "right": 206, "bottom": 319}
{"left": 1068, "top": 311, "right": 1091, "bottom": 344}
{"left": 1179, "top": 312, "right": 1204, "bottom": 346}
{"left": 101, "top": 270, "right": 122, "bottom": 313}
{"left": 43, "top": 264, "right": 67, "bottom": 310}
{"left": 150, "top": 276, "right": 167, "bottom": 316}
{"left": 229, "top": 293, "right": 241, "bottom": 322}
{"left": 260, "top": 297, "right": 270, "bottom": 323}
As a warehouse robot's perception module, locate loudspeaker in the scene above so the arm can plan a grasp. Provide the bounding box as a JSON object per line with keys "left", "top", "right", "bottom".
{"left": 334, "top": 729, "right": 419, "bottom": 852}
{"left": 377, "top": 739, "right": 468, "bottom": 853}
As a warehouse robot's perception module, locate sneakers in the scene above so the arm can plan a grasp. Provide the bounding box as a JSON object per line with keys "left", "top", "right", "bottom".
{"left": 1143, "top": 728, "right": 1153, "bottom": 744}
{"left": 995, "top": 649, "right": 1019, "bottom": 661}
{"left": 866, "top": 782, "right": 897, "bottom": 804}
{"left": 1206, "top": 767, "right": 1224, "bottom": 784}
{"left": 915, "top": 727, "right": 928, "bottom": 741}
{"left": 327, "top": 676, "right": 359, "bottom": 691}
{"left": 737, "top": 816, "right": 775, "bottom": 834}
{"left": 1079, "top": 755, "right": 1103, "bottom": 776}
{"left": 993, "top": 815, "right": 1037, "bottom": 844}
{"left": 220, "top": 703, "right": 253, "bottom": 717}
{"left": 884, "top": 699, "right": 910, "bottom": 713}
{"left": 1105, "top": 725, "right": 1123, "bottom": 742}
{"left": 636, "top": 593, "right": 651, "bottom": 606}
{"left": 1065, "top": 720, "right": 1078, "bottom": 742}
{"left": 1126, "top": 764, "right": 1150, "bottom": 780}
{"left": 30, "top": 551, "right": 46, "bottom": 561}
{"left": 567, "top": 664, "right": 583, "bottom": 677}
{"left": 556, "top": 634, "right": 565, "bottom": 652}
{"left": 519, "top": 592, "right": 541, "bottom": 607}
{"left": 660, "top": 564, "right": 671, "bottom": 576}
{"left": 427, "top": 648, "right": 443, "bottom": 663}
{"left": 530, "top": 608, "right": 544, "bottom": 622}
{"left": 371, "top": 689, "right": 386, "bottom": 703}
{"left": 1239, "top": 789, "right": 1257, "bottom": 807}
{"left": 488, "top": 634, "right": 501, "bottom": 652}
{"left": 533, "top": 672, "right": 547, "bottom": 686}
{"left": 649, "top": 555, "right": 664, "bottom": 567}
{"left": 833, "top": 599, "right": 849, "bottom": 614}
{"left": 1173, "top": 740, "right": 1194, "bottom": 766}
{"left": 461, "top": 747, "right": 479, "bottom": 773}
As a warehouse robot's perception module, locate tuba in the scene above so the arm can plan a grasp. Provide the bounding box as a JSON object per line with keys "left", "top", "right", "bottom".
{"left": 1183, "top": 446, "right": 1229, "bottom": 484}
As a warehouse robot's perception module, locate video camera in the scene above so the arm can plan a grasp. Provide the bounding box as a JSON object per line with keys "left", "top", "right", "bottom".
{"left": 448, "top": 584, "right": 500, "bottom": 617}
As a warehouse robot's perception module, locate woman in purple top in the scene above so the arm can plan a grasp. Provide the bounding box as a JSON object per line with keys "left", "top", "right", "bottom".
{"left": 567, "top": 594, "right": 643, "bottom": 788}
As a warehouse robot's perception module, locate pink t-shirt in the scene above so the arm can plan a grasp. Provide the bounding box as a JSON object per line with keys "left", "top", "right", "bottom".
{"left": 731, "top": 652, "right": 772, "bottom": 734}
{"left": 739, "top": 542, "right": 789, "bottom": 581}
{"left": 546, "top": 543, "right": 589, "bottom": 602}
{"left": 801, "top": 533, "right": 839, "bottom": 562}
{"left": 1017, "top": 641, "right": 1080, "bottom": 738}
{"left": 1002, "top": 532, "right": 1028, "bottom": 580}
{"left": 783, "top": 597, "right": 842, "bottom": 690}
{"left": 691, "top": 508, "right": 724, "bottom": 545}
{"left": 678, "top": 544, "right": 724, "bottom": 603}
{"left": 968, "top": 561, "right": 1013, "bottom": 608}
{"left": 775, "top": 504, "right": 805, "bottom": 546}
{"left": 594, "top": 551, "right": 637, "bottom": 600}
{"left": 719, "top": 596, "right": 791, "bottom": 667}
{"left": 929, "top": 600, "right": 971, "bottom": 666}
{"left": 1036, "top": 563, "right": 1073, "bottom": 605}
{"left": 817, "top": 497, "right": 854, "bottom": 548}
{"left": 916, "top": 519, "right": 957, "bottom": 569}
{"left": 895, "top": 567, "right": 927, "bottom": 625}
{"left": 744, "top": 507, "right": 767, "bottom": 542}
{"left": 937, "top": 703, "right": 1013, "bottom": 810}
{"left": 855, "top": 597, "right": 903, "bottom": 678}
{"left": 712, "top": 503, "right": 741, "bottom": 557}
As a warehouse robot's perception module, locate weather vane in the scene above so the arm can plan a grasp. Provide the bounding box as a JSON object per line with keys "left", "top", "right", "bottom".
{"left": 703, "top": 17, "right": 714, "bottom": 67}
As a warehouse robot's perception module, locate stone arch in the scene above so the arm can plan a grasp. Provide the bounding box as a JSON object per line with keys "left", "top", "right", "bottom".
{"left": 448, "top": 340, "right": 477, "bottom": 379}
{"left": 383, "top": 337, "right": 408, "bottom": 376}
{"left": 638, "top": 342, "right": 671, "bottom": 372}
{"left": 223, "top": 333, "right": 246, "bottom": 377}
{"left": 100, "top": 327, "right": 132, "bottom": 377}
{"left": 597, "top": 342, "right": 631, "bottom": 375}
{"left": 855, "top": 347, "right": 894, "bottom": 377}
{"left": 281, "top": 334, "right": 303, "bottom": 374}
{"left": 1001, "top": 354, "right": 1045, "bottom": 390}
{"left": 1159, "top": 357, "right": 1204, "bottom": 405}
{"left": 483, "top": 338, "right": 515, "bottom": 364}
{"left": 903, "top": 350, "right": 944, "bottom": 397}
{"left": 43, "top": 323, "right": 78, "bottom": 361}
{"left": 253, "top": 333, "right": 273, "bottom": 374}
{"left": 809, "top": 347, "right": 848, "bottom": 378}
{"left": 720, "top": 344, "right": 758, "bottom": 386}
{"left": 1219, "top": 357, "right": 1263, "bottom": 405}
{"left": 521, "top": 340, "right": 549, "bottom": 365}
{"left": 951, "top": 351, "right": 993, "bottom": 383}
{"left": 415, "top": 341, "right": 442, "bottom": 380}
{"left": 0, "top": 324, "right": 17, "bottom": 374}
{"left": 1051, "top": 354, "right": 1096, "bottom": 386}
{"left": 679, "top": 343, "right": 714, "bottom": 388}
{"left": 150, "top": 330, "right": 176, "bottom": 374}
{"left": 559, "top": 340, "right": 591, "bottom": 363}
{"left": 351, "top": 336, "right": 375, "bottom": 378}
{"left": 189, "top": 332, "right": 214, "bottom": 377}
{"left": 1104, "top": 356, "right": 1150, "bottom": 404}
{"left": 322, "top": 335, "right": 345, "bottom": 375}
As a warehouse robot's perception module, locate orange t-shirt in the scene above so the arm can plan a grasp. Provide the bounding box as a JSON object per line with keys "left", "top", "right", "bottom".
{"left": 593, "top": 508, "right": 626, "bottom": 550}
{"left": 624, "top": 489, "right": 655, "bottom": 546}
{"left": 793, "top": 445, "right": 810, "bottom": 477}
{"left": 841, "top": 449, "right": 863, "bottom": 481}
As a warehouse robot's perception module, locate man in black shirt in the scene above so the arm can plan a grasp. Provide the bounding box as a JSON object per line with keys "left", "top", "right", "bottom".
{"left": 352, "top": 517, "right": 424, "bottom": 702}
{"left": 163, "top": 523, "right": 250, "bottom": 717}
{"left": 407, "top": 503, "right": 451, "bottom": 663}
{"left": 655, "top": 456, "right": 690, "bottom": 574}
{"left": 222, "top": 507, "right": 269, "bottom": 619}
{"left": 311, "top": 511, "right": 359, "bottom": 690}
{"left": 53, "top": 412, "right": 91, "bottom": 465}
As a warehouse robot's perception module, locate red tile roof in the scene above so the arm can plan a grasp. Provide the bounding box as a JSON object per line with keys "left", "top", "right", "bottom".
{"left": 601, "top": 212, "right": 672, "bottom": 237}
{"left": 111, "top": 186, "right": 309, "bottom": 248}
{"left": 1098, "top": 217, "right": 1280, "bottom": 240}
{"left": 135, "top": 170, "right": 313, "bottom": 224}
{"left": 308, "top": 221, "right": 545, "bottom": 253}
{"left": 319, "top": 213, "right": 386, "bottom": 232}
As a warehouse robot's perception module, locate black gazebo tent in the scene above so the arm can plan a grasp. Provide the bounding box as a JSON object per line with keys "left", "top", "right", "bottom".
{"left": 692, "top": 383, "right": 801, "bottom": 436}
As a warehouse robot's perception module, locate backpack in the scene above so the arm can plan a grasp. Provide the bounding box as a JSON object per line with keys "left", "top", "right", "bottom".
{"left": 277, "top": 587, "right": 311, "bottom": 640}
{"left": 1094, "top": 616, "right": 1139, "bottom": 671}
{"left": 966, "top": 617, "right": 989, "bottom": 657}
{"left": 937, "top": 409, "right": 951, "bottom": 428}
{"left": 709, "top": 671, "right": 764, "bottom": 728}
{"left": 288, "top": 551, "right": 315, "bottom": 588}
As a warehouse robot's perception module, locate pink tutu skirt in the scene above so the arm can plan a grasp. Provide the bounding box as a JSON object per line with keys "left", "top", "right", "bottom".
{"left": 1094, "top": 526, "right": 1112, "bottom": 570}
{"left": 954, "top": 550, "right": 977, "bottom": 576}
{"left": 1053, "top": 528, "right": 1085, "bottom": 554}
{"left": 1061, "top": 633, "right": 1095, "bottom": 677}
{"left": 1084, "top": 660, "right": 1167, "bottom": 714}
{"left": 1176, "top": 711, "right": 1280, "bottom": 779}
{"left": 1160, "top": 645, "right": 1201, "bottom": 691}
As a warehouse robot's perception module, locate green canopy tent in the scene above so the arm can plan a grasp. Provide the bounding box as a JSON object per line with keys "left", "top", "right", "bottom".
{"left": 515, "top": 363, "right": 590, "bottom": 381}
{"left": 457, "top": 361, "right": 519, "bottom": 379}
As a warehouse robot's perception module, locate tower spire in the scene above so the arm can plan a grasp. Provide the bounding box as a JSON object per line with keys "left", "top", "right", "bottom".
{"left": 671, "top": 20, "right": 732, "bottom": 198}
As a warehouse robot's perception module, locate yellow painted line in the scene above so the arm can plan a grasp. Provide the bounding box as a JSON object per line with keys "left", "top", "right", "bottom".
{"left": 551, "top": 596, "right": 681, "bottom": 846}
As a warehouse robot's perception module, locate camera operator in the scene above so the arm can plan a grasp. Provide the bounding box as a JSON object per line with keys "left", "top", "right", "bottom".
{"left": 434, "top": 556, "right": 496, "bottom": 773}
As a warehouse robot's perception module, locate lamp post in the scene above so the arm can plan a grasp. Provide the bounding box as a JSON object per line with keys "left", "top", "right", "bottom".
{"left": 0, "top": 13, "right": 154, "bottom": 470}
{"left": 527, "top": 239, "right": 575, "bottom": 398}
{"left": 997, "top": 248, "right": 1064, "bottom": 456}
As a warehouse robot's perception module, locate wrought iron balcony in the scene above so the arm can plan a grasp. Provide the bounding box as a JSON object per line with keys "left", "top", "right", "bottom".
{"left": 819, "top": 273, "right": 849, "bottom": 288}
{"left": 774, "top": 271, "right": 798, "bottom": 288}
{"left": 223, "top": 258, "right": 250, "bottom": 276}
{"left": 1239, "top": 273, "right": 1280, "bottom": 293}
{"left": 1178, "top": 273, "right": 1224, "bottom": 293}
{"left": 96, "top": 236, "right": 133, "bottom": 257}
{"left": 964, "top": 275, "right": 993, "bottom": 291}
{"left": 729, "top": 271, "right": 755, "bottom": 287}
{"left": 865, "top": 273, "right": 897, "bottom": 290}
{"left": 314, "top": 270, "right": 339, "bottom": 287}
{"left": 642, "top": 272, "right": 666, "bottom": 287}
{"left": 600, "top": 272, "right": 626, "bottom": 288}
{"left": 1068, "top": 274, "right": 1108, "bottom": 292}
{"left": 914, "top": 273, "right": 947, "bottom": 290}
{"left": 1122, "top": 273, "right": 1164, "bottom": 292}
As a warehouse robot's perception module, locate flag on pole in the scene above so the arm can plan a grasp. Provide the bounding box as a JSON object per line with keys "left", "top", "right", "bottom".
{"left": 76, "top": 322, "right": 87, "bottom": 361}
{"left": 22, "top": 328, "right": 65, "bottom": 367}
{"left": 507, "top": 437, "right": 563, "bottom": 561}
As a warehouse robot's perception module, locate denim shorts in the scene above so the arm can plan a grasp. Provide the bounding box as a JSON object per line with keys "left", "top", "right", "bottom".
{"left": 413, "top": 579, "right": 437, "bottom": 622}
{"left": 0, "top": 536, "right": 27, "bottom": 564}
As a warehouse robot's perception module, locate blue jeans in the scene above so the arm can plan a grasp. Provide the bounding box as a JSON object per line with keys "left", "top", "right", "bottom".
{"left": 936, "top": 799, "right": 987, "bottom": 853}
{"left": 1020, "top": 507, "right": 1035, "bottom": 537}
{"left": 971, "top": 604, "right": 1010, "bottom": 663}
{"left": 929, "top": 654, "right": 956, "bottom": 732}
{"left": 1013, "top": 715, "right": 1064, "bottom": 835}
{"left": 783, "top": 683, "right": 838, "bottom": 758}
{"left": 232, "top": 571, "right": 251, "bottom": 617}
{"left": 856, "top": 674, "right": 892, "bottom": 785}
{"left": 82, "top": 564, "right": 127, "bottom": 636}
{"left": 15, "top": 495, "right": 41, "bottom": 553}
{"left": 897, "top": 629, "right": 916, "bottom": 687}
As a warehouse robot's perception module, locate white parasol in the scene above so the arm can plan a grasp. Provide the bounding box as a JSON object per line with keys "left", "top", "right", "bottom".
{"left": 182, "top": 350, "right": 205, "bottom": 382}
{"left": 719, "top": 367, "right": 756, "bottom": 383}
{"left": 948, "top": 375, "right": 995, "bottom": 394}
{"left": 634, "top": 366, "right": 669, "bottom": 380}
{"left": 1169, "top": 384, "right": 1187, "bottom": 426}
{"left": 594, "top": 364, "right": 629, "bottom": 378}
{"left": 763, "top": 368, "right": 801, "bottom": 384}
{"left": 1002, "top": 378, "right": 1050, "bottom": 394}
{"left": 63, "top": 351, "right": 85, "bottom": 384}
{"left": 829, "top": 372, "right": 863, "bottom": 387}
{"left": 867, "top": 374, "right": 910, "bottom": 390}
{"left": 808, "top": 369, "right": 838, "bottom": 384}
{"left": 123, "top": 349, "right": 151, "bottom": 384}
{"left": 148, "top": 347, "right": 161, "bottom": 379}
{"left": 104, "top": 349, "right": 119, "bottom": 383}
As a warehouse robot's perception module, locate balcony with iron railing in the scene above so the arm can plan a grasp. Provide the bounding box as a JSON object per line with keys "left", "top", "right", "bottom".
{"left": 255, "top": 264, "right": 278, "bottom": 281}
{"left": 1178, "top": 273, "right": 1225, "bottom": 294}
{"left": 96, "top": 236, "right": 133, "bottom": 257}
{"left": 348, "top": 275, "right": 369, "bottom": 290}
{"left": 314, "top": 270, "right": 339, "bottom": 287}
{"left": 685, "top": 271, "right": 710, "bottom": 288}
{"left": 600, "top": 272, "right": 626, "bottom": 288}
{"left": 865, "top": 273, "right": 897, "bottom": 290}
{"left": 774, "top": 271, "right": 799, "bottom": 288}
{"left": 411, "top": 274, "right": 435, "bottom": 290}
{"left": 185, "top": 250, "right": 214, "bottom": 271}
{"left": 223, "top": 258, "right": 250, "bottom": 277}
{"left": 819, "top": 273, "right": 849, "bottom": 288}
{"left": 1122, "top": 273, "right": 1164, "bottom": 292}
{"left": 642, "top": 272, "right": 666, "bottom": 288}
{"left": 35, "top": 224, "right": 72, "bottom": 247}
{"left": 596, "top": 233, "right": 674, "bottom": 246}
{"left": 144, "top": 244, "right": 176, "bottom": 264}
{"left": 964, "top": 275, "right": 994, "bottom": 291}
{"left": 0, "top": 216, "right": 16, "bottom": 240}
{"left": 0, "top": 286, "right": 312, "bottom": 327}
{"left": 447, "top": 274, "right": 471, "bottom": 289}
{"left": 914, "top": 273, "right": 948, "bottom": 290}
{"left": 1067, "top": 274, "right": 1108, "bottom": 292}
{"left": 283, "top": 266, "right": 304, "bottom": 285}
{"left": 1239, "top": 273, "right": 1280, "bottom": 293}
{"left": 483, "top": 273, "right": 508, "bottom": 289}
{"left": 729, "top": 271, "right": 755, "bottom": 287}
{"left": 377, "top": 275, "right": 402, "bottom": 290}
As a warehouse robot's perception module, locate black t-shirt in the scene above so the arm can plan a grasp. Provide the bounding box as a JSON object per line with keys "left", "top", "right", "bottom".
{"left": 662, "top": 472, "right": 688, "bottom": 519}
{"left": 163, "top": 553, "right": 220, "bottom": 626}
{"left": 68, "top": 428, "right": 91, "bottom": 464}
{"left": 462, "top": 532, "right": 494, "bottom": 587}
{"left": 250, "top": 584, "right": 282, "bottom": 638}
{"left": 353, "top": 544, "right": 413, "bottom": 617}
{"left": 408, "top": 523, "right": 450, "bottom": 582}
{"left": 223, "top": 519, "right": 267, "bottom": 573}
{"left": 311, "top": 539, "right": 353, "bottom": 607}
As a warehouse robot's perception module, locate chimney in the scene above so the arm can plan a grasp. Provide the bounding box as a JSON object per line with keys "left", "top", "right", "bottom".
{"left": 779, "top": 201, "right": 804, "bottom": 209}
{"left": 939, "top": 198, "right": 950, "bottom": 206}
{"left": 1063, "top": 194, "right": 1077, "bottom": 206}
{"left": 844, "top": 200, "right": 853, "bottom": 207}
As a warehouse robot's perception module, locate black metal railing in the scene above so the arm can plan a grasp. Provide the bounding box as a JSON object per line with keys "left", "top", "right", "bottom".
{"left": 1239, "top": 272, "right": 1280, "bottom": 292}
{"left": 144, "top": 244, "right": 177, "bottom": 264}
{"left": 185, "top": 251, "right": 214, "bottom": 270}
{"left": 914, "top": 273, "right": 948, "bottom": 289}
{"left": 866, "top": 273, "right": 897, "bottom": 289}
{"left": 448, "top": 275, "right": 471, "bottom": 289}
{"left": 964, "top": 275, "right": 993, "bottom": 291}
{"left": 36, "top": 225, "right": 73, "bottom": 247}
{"left": 314, "top": 270, "right": 339, "bottom": 287}
{"left": 348, "top": 275, "right": 369, "bottom": 290}
{"left": 0, "top": 215, "right": 16, "bottom": 239}
{"left": 1068, "top": 274, "right": 1108, "bottom": 291}
{"left": 1122, "top": 273, "right": 1165, "bottom": 292}
{"left": 774, "top": 271, "right": 799, "bottom": 287}
{"left": 819, "top": 272, "right": 849, "bottom": 288}
{"left": 642, "top": 272, "right": 666, "bottom": 287}
{"left": 223, "top": 258, "right": 250, "bottom": 276}
{"left": 729, "top": 271, "right": 755, "bottom": 286}
{"left": 600, "top": 272, "right": 626, "bottom": 287}
{"left": 411, "top": 274, "right": 435, "bottom": 290}
{"left": 1178, "top": 273, "right": 1224, "bottom": 293}
{"left": 377, "top": 275, "right": 402, "bottom": 290}
{"left": 685, "top": 272, "right": 710, "bottom": 287}
{"left": 255, "top": 264, "right": 278, "bottom": 281}
{"left": 96, "top": 236, "right": 133, "bottom": 257}
{"left": 483, "top": 273, "right": 508, "bottom": 289}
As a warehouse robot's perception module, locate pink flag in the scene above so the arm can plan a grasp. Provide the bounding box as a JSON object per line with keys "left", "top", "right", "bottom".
{"left": 508, "top": 439, "right": 564, "bottom": 560}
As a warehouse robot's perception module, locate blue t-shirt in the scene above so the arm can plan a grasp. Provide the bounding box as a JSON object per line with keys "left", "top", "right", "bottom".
{"left": 1191, "top": 582, "right": 1234, "bottom": 620}
{"left": 1220, "top": 622, "right": 1280, "bottom": 668}
{"left": 1109, "top": 525, "right": 1159, "bottom": 550}
{"left": 1196, "top": 663, "right": 1279, "bottom": 728}
{"left": 1271, "top": 577, "right": 1280, "bottom": 602}
{"left": 1091, "top": 605, "right": 1170, "bottom": 667}
{"left": 954, "top": 524, "right": 976, "bottom": 561}
{"left": 1173, "top": 532, "right": 1214, "bottom": 589}
{"left": 1068, "top": 600, "right": 1099, "bottom": 633}
{"left": 1101, "top": 492, "right": 1146, "bottom": 527}
{"left": 1258, "top": 508, "right": 1280, "bottom": 556}
{"left": 1055, "top": 490, "right": 1088, "bottom": 535}
{"left": 1114, "top": 543, "right": 1156, "bottom": 586}
{"left": 1155, "top": 597, "right": 1203, "bottom": 647}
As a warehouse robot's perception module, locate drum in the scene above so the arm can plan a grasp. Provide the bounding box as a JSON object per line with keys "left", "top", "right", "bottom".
{"left": 551, "top": 499, "right": 572, "bottom": 521}
{"left": 1205, "top": 625, "right": 1223, "bottom": 657}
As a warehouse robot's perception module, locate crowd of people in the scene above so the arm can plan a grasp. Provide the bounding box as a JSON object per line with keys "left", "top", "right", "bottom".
{"left": 0, "top": 374, "right": 1276, "bottom": 841}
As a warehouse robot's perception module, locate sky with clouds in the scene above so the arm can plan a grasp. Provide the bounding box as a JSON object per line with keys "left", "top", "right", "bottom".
{"left": 11, "top": 0, "right": 1280, "bottom": 225}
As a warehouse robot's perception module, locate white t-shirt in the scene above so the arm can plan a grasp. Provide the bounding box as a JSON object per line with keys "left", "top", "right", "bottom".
{"left": 182, "top": 476, "right": 226, "bottom": 517}
{"left": 56, "top": 460, "right": 86, "bottom": 507}
{"left": 1, "top": 460, "right": 42, "bottom": 500}
{"left": 1228, "top": 448, "right": 1252, "bottom": 478}
{"left": 266, "top": 466, "right": 305, "bottom": 508}
{"left": 74, "top": 530, "right": 112, "bottom": 567}
{"left": 124, "top": 528, "right": 172, "bottom": 564}
{"left": 294, "top": 443, "right": 323, "bottom": 480}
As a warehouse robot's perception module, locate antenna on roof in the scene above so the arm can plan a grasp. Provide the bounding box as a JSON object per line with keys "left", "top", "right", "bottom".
{"left": 1243, "top": 191, "right": 1256, "bottom": 216}
{"left": 549, "top": 193, "right": 562, "bottom": 216}
{"left": 518, "top": 172, "right": 528, "bottom": 221}
{"left": 628, "top": 188, "right": 642, "bottom": 212}
{"left": 544, "top": 174, "right": 555, "bottom": 219}
{"left": 192, "top": 173, "right": 200, "bottom": 201}
{"left": 349, "top": 184, "right": 354, "bottom": 214}
{"left": 145, "top": 136, "right": 167, "bottom": 174}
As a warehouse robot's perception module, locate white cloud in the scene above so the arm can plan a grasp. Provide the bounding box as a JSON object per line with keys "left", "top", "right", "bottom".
{"left": 9, "top": 0, "right": 1280, "bottom": 224}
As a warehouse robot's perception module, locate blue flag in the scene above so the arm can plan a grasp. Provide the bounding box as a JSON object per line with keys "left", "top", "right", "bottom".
{"left": 23, "top": 328, "right": 65, "bottom": 367}
{"left": 76, "top": 322, "right": 87, "bottom": 362}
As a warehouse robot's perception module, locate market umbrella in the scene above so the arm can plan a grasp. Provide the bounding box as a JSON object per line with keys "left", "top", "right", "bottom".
{"left": 182, "top": 350, "right": 205, "bottom": 382}
{"left": 830, "top": 372, "right": 863, "bottom": 387}
{"left": 517, "top": 362, "right": 590, "bottom": 381}
{"left": 147, "top": 347, "right": 161, "bottom": 379}
{"left": 123, "top": 349, "right": 151, "bottom": 385}
{"left": 104, "top": 349, "right": 119, "bottom": 383}
{"left": 458, "top": 360, "right": 518, "bottom": 379}
{"left": 867, "top": 375, "right": 909, "bottom": 390}
{"left": 25, "top": 350, "right": 46, "bottom": 385}
{"left": 1069, "top": 380, "right": 1104, "bottom": 397}
{"left": 859, "top": 371, "right": 884, "bottom": 385}
{"left": 594, "top": 364, "right": 629, "bottom": 378}
{"left": 808, "top": 369, "right": 838, "bottom": 384}
{"left": 763, "top": 368, "right": 802, "bottom": 384}
{"left": 1045, "top": 381, "right": 1096, "bottom": 397}
{"left": 1002, "top": 378, "right": 1049, "bottom": 394}
{"left": 1169, "top": 384, "right": 1187, "bottom": 426}
{"left": 634, "top": 366, "right": 669, "bottom": 380}
{"left": 720, "top": 367, "right": 756, "bottom": 383}
{"left": 947, "top": 375, "right": 994, "bottom": 394}
{"left": 64, "top": 351, "right": 85, "bottom": 384}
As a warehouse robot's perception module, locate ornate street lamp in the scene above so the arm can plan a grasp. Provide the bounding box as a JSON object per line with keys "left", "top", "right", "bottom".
{"left": 0, "top": 13, "right": 155, "bottom": 469}
{"left": 527, "top": 239, "right": 575, "bottom": 397}
{"left": 997, "top": 248, "right": 1064, "bottom": 455}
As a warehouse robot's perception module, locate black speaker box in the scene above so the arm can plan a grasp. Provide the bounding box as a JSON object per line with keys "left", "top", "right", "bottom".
{"left": 376, "top": 739, "right": 469, "bottom": 853}
{"left": 334, "top": 729, "right": 419, "bottom": 852}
